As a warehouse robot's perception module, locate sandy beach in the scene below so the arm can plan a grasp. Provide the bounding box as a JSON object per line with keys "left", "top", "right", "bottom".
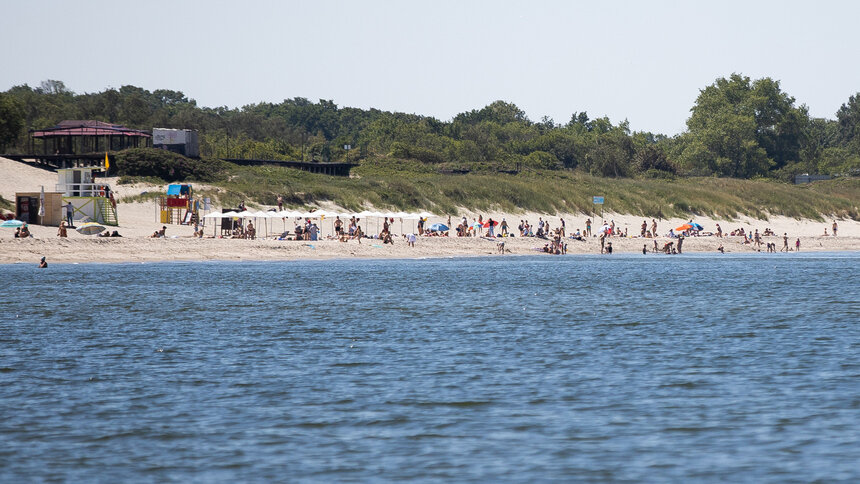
{"left": 2, "top": 157, "right": 859, "bottom": 264}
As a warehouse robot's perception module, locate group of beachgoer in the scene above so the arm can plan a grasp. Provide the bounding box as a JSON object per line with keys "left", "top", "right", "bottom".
{"left": 13, "top": 223, "right": 32, "bottom": 238}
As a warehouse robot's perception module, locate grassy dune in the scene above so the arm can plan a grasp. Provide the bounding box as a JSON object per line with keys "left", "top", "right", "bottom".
{"left": 179, "top": 159, "right": 860, "bottom": 221}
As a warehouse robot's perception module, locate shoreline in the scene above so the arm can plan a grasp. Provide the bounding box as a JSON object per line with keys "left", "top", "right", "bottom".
{"left": 3, "top": 234, "right": 858, "bottom": 265}
{"left": 3, "top": 249, "right": 859, "bottom": 267}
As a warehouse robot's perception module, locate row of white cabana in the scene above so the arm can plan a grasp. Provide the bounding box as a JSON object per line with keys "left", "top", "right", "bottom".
{"left": 202, "top": 209, "right": 437, "bottom": 238}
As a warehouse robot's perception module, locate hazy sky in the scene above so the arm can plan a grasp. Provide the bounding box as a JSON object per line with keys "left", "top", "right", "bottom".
{"left": 2, "top": 0, "right": 858, "bottom": 135}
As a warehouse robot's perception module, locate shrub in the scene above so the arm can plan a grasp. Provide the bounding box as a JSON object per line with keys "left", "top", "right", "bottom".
{"left": 115, "top": 148, "right": 225, "bottom": 182}
{"left": 389, "top": 141, "right": 444, "bottom": 164}
{"left": 522, "top": 151, "right": 561, "bottom": 170}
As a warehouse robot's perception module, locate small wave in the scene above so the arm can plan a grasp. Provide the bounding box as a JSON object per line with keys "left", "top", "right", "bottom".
{"left": 659, "top": 381, "right": 707, "bottom": 389}
{"left": 413, "top": 400, "right": 493, "bottom": 408}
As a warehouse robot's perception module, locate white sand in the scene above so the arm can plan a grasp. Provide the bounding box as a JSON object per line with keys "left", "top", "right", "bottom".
{"left": 2, "top": 156, "right": 858, "bottom": 264}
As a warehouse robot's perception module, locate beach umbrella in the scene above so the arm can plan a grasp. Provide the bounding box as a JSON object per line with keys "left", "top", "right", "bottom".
{"left": 0, "top": 219, "right": 24, "bottom": 228}
{"left": 428, "top": 223, "right": 449, "bottom": 232}
{"left": 76, "top": 222, "right": 106, "bottom": 236}
{"left": 482, "top": 220, "right": 498, "bottom": 228}
{"left": 690, "top": 222, "right": 704, "bottom": 231}
{"left": 676, "top": 223, "right": 693, "bottom": 232}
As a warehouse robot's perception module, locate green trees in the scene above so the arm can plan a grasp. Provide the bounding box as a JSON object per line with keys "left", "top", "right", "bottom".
{"left": 833, "top": 94, "right": 860, "bottom": 173}
{"left": 0, "top": 92, "right": 25, "bottom": 151}
{"left": 680, "top": 74, "right": 809, "bottom": 177}
{"left": 2, "top": 76, "right": 857, "bottom": 180}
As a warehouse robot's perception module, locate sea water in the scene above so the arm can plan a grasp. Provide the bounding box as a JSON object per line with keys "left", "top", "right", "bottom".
{"left": 1, "top": 253, "right": 858, "bottom": 482}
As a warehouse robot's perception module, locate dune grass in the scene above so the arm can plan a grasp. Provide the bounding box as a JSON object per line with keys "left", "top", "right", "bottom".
{"left": 0, "top": 195, "right": 13, "bottom": 212}
{"left": 181, "top": 159, "right": 860, "bottom": 221}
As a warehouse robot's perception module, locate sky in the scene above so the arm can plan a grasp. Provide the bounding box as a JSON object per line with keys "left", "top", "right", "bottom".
{"left": 2, "top": 0, "right": 859, "bottom": 135}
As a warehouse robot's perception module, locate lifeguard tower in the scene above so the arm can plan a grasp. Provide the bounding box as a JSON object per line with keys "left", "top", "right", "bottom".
{"left": 157, "top": 184, "right": 199, "bottom": 225}
{"left": 56, "top": 167, "right": 118, "bottom": 226}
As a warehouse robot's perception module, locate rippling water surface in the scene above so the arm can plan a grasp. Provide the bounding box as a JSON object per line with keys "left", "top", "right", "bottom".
{"left": 1, "top": 253, "right": 859, "bottom": 482}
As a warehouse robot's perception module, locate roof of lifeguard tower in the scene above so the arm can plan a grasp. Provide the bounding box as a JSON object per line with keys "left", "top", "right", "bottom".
{"left": 30, "top": 120, "right": 151, "bottom": 138}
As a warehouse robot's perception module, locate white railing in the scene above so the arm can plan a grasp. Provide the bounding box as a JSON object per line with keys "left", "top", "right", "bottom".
{"left": 56, "top": 183, "right": 110, "bottom": 197}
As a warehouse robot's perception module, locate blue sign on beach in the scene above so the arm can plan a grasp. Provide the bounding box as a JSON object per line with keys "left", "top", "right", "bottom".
{"left": 593, "top": 196, "right": 604, "bottom": 204}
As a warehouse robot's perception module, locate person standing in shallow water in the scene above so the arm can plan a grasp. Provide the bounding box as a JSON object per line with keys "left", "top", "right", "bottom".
{"left": 38, "top": 257, "right": 47, "bottom": 268}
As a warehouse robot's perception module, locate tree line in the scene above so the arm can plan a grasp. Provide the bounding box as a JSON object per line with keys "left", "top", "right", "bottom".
{"left": 1, "top": 75, "right": 858, "bottom": 181}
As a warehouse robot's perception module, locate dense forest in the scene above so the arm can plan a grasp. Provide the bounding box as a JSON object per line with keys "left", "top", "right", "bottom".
{"left": 1, "top": 75, "right": 858, "bottom": 182}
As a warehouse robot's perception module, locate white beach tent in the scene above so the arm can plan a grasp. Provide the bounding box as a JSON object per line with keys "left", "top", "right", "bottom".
{"left": 313, "top": 210, "right": 339, "bottom": 237}
{"left": 204, "top": 210, "right": 243, "bottom": 236}
{"left": 251, "top": 211, "right": 271, "bottom": 238}
{"left": 203, "top": 211, "right": 226, "bottom": 236}
{"left": 355, "top": 210, "right": 375, "bottom": 233}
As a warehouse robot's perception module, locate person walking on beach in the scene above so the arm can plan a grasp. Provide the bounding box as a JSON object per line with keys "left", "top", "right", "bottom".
{"left": 277, "top": 195, "right": 283, "bottom": 211}
{"left": 641, "top": 220, "right": 647, "bottom": 237}
{"left": 753, "top": 229, "right": 762, "bottom": 249}
{"left": 500, "top": 218, "right": 508, "bottom": 236}
{"left": 782, "top": 233, "right": 789, "bottom": 252}
{"left": 586, "top": 218, "right": 592, "bottom": 237}
{"left": 599, "top": 233, "right": 606, "bottom": 253}
{"left": 65, "top": 202, "right": 74, "bottom": 227}
{"left": 795, "top": 238, "right": 801, "bottom": 251}
{"left": 651, "top": 219, "right": 657, "bottom": 238}
{"left": 716, "top": 223, "right": 722, "bottom": 238}
{"left": 832, "top": 221, "right": 838, "bottom": 236}
{"left": 677, "top": 234, "right": 684, "bottom": 254}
